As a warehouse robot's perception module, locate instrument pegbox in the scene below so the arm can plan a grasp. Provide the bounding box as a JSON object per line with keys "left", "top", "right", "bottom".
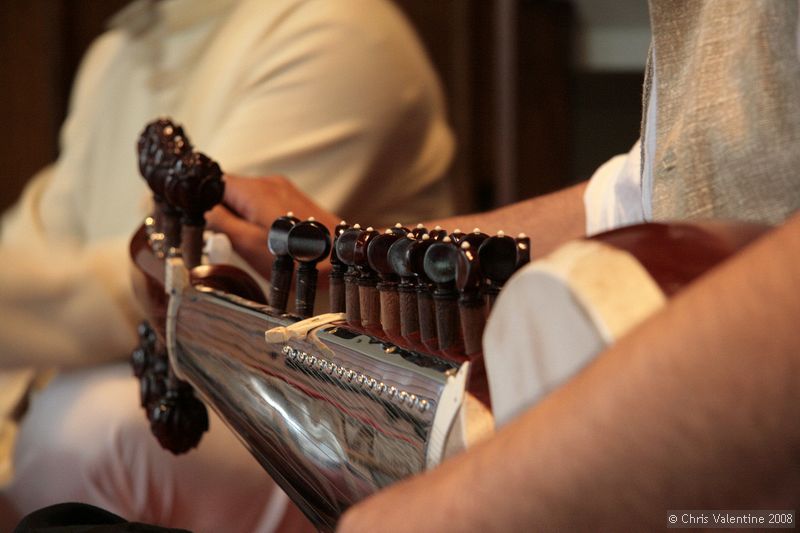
{"left": 329, "top": 221, "right": 350, "bottom": 313}
{"left": 287, "top": 218, "right": 331, "bottom": 318}
{"left": 423, "top": 236, "right": 462, "bottom": 355}
{"left": 268, "top": 212, "right": 301, "bottom": 313}
{"left": 455, "top": 241, "right": 484, "bottom": 356}
{"left": 353, "top": 226, "right": 381, "bottom": 332}
{"left": 477, "top": 231, "right": 519, "bottom": 310}
{"left": 335, "top": 224, "right": 363, "bottom": 327}
{"left": 164, "top": 151, "right": 224, "bottom": 269}
{"left": 367, "top": 227, "right": 407, "bottom": 341}
{"left": 137, "top": 118, "right": 193, "bottom": 247}
{"left": 388, "top": 233, "right": 421, "bottom": 345}
{"left": 408, "top": 234, "right": 439, "bottom": 352}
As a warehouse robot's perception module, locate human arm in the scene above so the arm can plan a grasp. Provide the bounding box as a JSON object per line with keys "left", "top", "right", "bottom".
{"left": 338, "top": 211, "right": 800, "bottom": 532}
{"left": 0, "top": 167, "right": 141, "bottom": 369}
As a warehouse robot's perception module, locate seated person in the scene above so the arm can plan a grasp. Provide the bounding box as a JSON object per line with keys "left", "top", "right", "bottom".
{"left": 0, "top": 0, "right": 455, "bottom": 531}
{"left": 204, "top": 1, "right": 799, "bottom": 530}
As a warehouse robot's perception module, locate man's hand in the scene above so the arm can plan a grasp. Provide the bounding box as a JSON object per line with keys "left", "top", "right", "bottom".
{"left": 206, "top": 175, "right": 340, "bottom": 278}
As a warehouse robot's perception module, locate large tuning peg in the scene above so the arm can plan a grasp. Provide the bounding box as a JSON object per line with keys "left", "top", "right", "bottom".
{"left": 424, "top": 237, "right": 462, "bottom": 355}
{"left": 164, "top": 151, "right": 224, "bottom": 268}
{"left": 328, "top": 221, "right": 350, "bottom": 313}
{"left": 478, "top": 231, "right": 519, "bottom": 311}
{"left": 137, "top": 118, "right": 193, "bottom": 247}
{"left": 268, "top": 213, "right": 300, "bottom": 313}
{"left": 287, "top": 219, "right": 331, "bottom": 318}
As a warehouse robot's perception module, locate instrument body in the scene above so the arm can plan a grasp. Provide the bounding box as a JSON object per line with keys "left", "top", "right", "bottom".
{"left": 131, "top": 219, "right": 473, "bottom": 531}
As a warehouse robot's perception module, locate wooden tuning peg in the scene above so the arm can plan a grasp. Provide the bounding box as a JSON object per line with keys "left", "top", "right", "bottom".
{"left": 455, "top": 241, "right": 484, "bottom": 356}
{"left": 408, "top": 234, "right": 439, "bottom": 352}
{"left": 410, "top": 223, "right": 428, "bottom": 239}
{"left": 516, "top": 233, "right": 531, "bottom": 269}
{"left": 268, "top": 213, "right": 300, "bottom": 313}
{"left": 287, "top": 219, "right": 331, "bottom": 318}
{"left": 478, "top": 231, "right": 518, "bottom": 311}
{"left": 335, "top": 225, "right": 363, "bottom": 327}
{"left": 423, "top": 237, "right": 462, "bottom": 355}
{"left": 353, "top": 227, "right": 381, "bottom": 333}
{"left": 137, "top": 118, "right": 193, "bottom": 247}
{"left": 164, "top": 151, "right": 224, "bottom": 268}
{"left": 367, "top": 230, "right": 404, "bottom": 341}
{"left": 329, "top": 221, "right": 350, "bottom": 313}
{"left": 388, "top": 234, "right": 421, "bottom": 347}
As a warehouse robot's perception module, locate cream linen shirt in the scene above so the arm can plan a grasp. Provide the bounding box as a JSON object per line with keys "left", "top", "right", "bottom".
{"left": 0, "top": 0, "right": 454, "bottom": 485}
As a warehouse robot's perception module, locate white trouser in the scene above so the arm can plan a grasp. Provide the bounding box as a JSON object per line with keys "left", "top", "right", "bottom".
{"left": 1, "top": 363, "right": 296, "bottom": 532}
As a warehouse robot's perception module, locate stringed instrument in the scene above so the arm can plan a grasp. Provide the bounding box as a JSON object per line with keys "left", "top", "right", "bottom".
{"left": 129, "top": 118, "right": 768, "bottom": 531}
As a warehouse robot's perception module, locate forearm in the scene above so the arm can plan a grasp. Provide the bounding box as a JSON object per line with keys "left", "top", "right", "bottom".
{"left": 423, "top": 181, "right": 587, "bottom": 257}
{"left": 339, "top": 212, "right": 800, "bottom": 532}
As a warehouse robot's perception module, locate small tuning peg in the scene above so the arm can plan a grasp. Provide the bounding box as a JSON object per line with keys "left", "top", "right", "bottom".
{"left": 329, "top": 221, "right": 350, "bottom": 313}
{"left": 267, "top": 213, "right": 300, "bottom": 313}
{"left": 335, "top": 226, "right": 363, "bottom": 327}
{"left": 287, "top": 219, "right": 331, "bottom": 318}
{"left": 354, "top": 227, "right": 381, "bottom": 331}
{"left": 429, "top": 225, "right": 448, "bottom": 241}
{"left": 409, "top": 234, "right": 439, "bottom": 351}
{"left": 456, "top": 242, "right": 484, "bottom": 355}
{"left": 516, "top": 233, "right": 531, "bottom": 269}
{"left": 410, "top": 223, "right": 428, "bottom": 239}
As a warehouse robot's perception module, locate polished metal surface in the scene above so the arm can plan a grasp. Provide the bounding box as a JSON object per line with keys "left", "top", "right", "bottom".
{"left": 169, "top": 286, "right": 467, "bottom": 532}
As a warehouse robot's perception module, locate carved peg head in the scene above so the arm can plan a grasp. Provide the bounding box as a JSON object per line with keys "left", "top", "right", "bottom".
{"left": 287, "top": 219, "right": 332, "bottom": 265}
{"left": 410, "top": 223, "right": 428, "bottom": 239}
{"left": 408, "top": 234, "right": 437, "bottom": 283}
{"left": 137, "top": 118, "right": 193, "bottom": 198}
{"left": 516, "top": 233, "right": 531, "bottom": 268}
{"left": 164, "top": 151, "right": 224, "bottom": 226}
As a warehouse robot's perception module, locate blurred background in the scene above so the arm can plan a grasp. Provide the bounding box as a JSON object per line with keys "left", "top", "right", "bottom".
{"left": 0, "top": 0, "right": 649, "bottom": 215}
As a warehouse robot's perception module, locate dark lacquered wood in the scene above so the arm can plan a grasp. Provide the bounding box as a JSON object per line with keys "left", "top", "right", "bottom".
{"left": 164, "top": 151, "right": 224, "bottom": 268}
{"left": 388, "top": 235, "right": 421, "bottom": 345}
{"left": 336, "top": 226, "right": 362, "bottom": 327}
{"left": 353, "top": 227, "right": 381, "bottom": 331}
{"left": 456, "top": 241, "right": 484, "bottom": 356}
{"left": 137, "top": 119, "right": 193, "bottom": 244}
{"left": 478, "top": 233, "right": 518, "bottom": 312}
{"left": 329, "top": 221, "right": 350, "bottom": 313}
{"left": 287, "top": 220, "right": 331, "bottom": 318}
{"left": 424, "top": 240, "right": 462, "bottom": 355}
{"left": 268, "top": 214, "right": 300, "bottom": 313}
{"left": 592, "top": 221, "right": 769, "bottom": 296}
{"left": 368, "top": 232, "right": 404, "bottom": 339}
